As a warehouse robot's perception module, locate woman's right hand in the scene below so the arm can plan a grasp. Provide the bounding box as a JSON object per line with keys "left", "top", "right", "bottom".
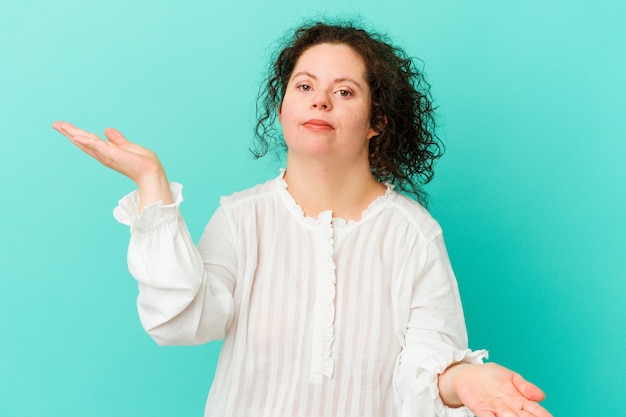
{"left": 53, "top": 121, "right": 173, "bottom": 208}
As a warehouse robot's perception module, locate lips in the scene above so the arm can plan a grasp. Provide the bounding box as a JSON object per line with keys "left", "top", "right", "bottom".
{"left": 302, "top": 119, "right": 334, "bottom": 132}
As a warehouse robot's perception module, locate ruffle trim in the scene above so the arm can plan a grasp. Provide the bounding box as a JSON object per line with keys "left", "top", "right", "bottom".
{"left": 112, "top": 183, "right": 184, "bottom": 233}
{"left": 420, "top": 349, "right": 489, "bottom": 417}
{"left": 276, "top": 169, "right": 394, "bottom": 229}
{"left": 310, "top": 210, "right": 337, "bottom": 383}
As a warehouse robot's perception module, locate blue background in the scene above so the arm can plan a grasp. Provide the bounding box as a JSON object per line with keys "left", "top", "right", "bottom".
{"left": 1, "top": 0, "right": 624, "bottom": 416}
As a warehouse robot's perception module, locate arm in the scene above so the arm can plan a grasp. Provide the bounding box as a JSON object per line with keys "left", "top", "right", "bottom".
{"left": 393, "top": 233, "right": 487, "bottom": 417}
{"left": 393, "top": 232, "right": 552, "bottom": 417}
{"left": 122, "top": 193, "right": 236, "bottom": 345}
{"left": 54, "top": 121, "right": 235, "bottom": 345}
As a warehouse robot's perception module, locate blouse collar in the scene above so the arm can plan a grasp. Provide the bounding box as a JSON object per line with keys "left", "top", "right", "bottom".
{"left": 275, "top": 169, "right": 394, "bottom": 229}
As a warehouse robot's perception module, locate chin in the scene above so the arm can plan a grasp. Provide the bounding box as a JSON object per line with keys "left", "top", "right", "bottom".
{"left": 287, "top": 144, "right": 335, "bottom": 160}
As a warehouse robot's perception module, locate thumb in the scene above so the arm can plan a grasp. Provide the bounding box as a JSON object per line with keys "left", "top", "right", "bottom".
{"left": 513, "top": 373, "right": 546, "bottom": 402}
{"left": 104, "top": 127, "right": 130, "bottom": 145}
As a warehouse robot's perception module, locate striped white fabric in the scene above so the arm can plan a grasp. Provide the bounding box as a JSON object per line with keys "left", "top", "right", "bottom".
{"left": 114, "top": 172, "right": 487, "bottom": 417}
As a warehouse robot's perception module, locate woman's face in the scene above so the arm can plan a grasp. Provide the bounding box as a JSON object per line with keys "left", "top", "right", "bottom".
{"left": 278, "top": 43, "right": 376, "bottom": 165}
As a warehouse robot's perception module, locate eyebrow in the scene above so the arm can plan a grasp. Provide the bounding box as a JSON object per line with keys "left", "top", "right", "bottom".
{"left": 292, "top": 71, "right": 363, "bottom": 90}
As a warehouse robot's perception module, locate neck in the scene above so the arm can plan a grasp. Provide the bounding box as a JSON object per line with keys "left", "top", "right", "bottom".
{"left": 283, "top": 154, "right": 386, "bottom": 221}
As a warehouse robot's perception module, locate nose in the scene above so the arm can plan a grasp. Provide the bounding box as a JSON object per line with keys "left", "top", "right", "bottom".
{"left": 311, "top": 92, "right": 331, "bottom": 110}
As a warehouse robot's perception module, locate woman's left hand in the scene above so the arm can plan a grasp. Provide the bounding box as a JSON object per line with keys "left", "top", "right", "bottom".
{"left": 438, "top": 362, "right": 553, "bottom": 417}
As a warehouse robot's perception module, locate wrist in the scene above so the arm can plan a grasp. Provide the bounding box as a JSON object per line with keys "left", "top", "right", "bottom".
{"left": 438, "top": 362, "right": 474, "bottom": 408}
{"left": 136, "top": 169, "right": 173, "bottom": 209}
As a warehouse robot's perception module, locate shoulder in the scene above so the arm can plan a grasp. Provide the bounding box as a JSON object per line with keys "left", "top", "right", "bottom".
{"left": 384, "top": 190, "right": 443, "bottom": 241}
{"left": 219, "top": 177, "right": 281, "bottom": 209}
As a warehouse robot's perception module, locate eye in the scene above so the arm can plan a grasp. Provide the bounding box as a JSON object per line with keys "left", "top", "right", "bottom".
{"left": 336, "top": 89, "right": 352, "bottom": 97}
{"left": 297, "top": 84, "right": 312, "bottom": 92}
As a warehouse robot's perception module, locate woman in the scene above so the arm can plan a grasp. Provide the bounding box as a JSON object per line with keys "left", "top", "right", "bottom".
{"left": 53, "top": 21, "right": 551, "bottom": 417}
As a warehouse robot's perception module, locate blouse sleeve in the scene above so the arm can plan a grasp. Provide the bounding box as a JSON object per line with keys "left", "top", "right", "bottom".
{"left": 393, "top": 233, "right": 488, "bottom": 417}
{"left": 113, "top": 183, "right": 236, "bottom": 346}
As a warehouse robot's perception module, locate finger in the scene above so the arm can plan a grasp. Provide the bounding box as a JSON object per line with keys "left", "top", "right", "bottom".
{"left": 521, "top": 400, "right": 553, "bottom": 417}
{"left": 53, "top": 121, "right": 98, "bottom": 138}
{"left": 513, "top": 373, "right": 546, "bottom": 402}
{"left": 104, "top": 127, "right": 130, "bottom": 145}
{"left": 64, "top": 140, "right": 106, "bottom": 166}
{"left": 72, "top": 135, "right": 99, "bottom": 147}
{"left": 53, "top": 121, "right": 102, "bottom": 145}
{"left": 70, "top": 138, "right": 99, "bottom": 157}
{"left": 70, "top": 135, "right": 109, "bottom": 159}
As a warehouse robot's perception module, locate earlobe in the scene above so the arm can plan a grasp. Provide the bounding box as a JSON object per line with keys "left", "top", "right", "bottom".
{"left": 367, "top": 115, "right": 387, "bottom": 140}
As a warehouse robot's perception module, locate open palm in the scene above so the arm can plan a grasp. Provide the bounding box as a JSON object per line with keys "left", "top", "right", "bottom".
{"left": 53, "top": 121, "right": 163, "bottom": 185}
{"left": 456, "top": 363, "right": 552, "bottom": 417}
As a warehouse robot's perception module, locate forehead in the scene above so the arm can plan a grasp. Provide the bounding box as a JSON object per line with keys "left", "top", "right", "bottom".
{"left": 291, "top": 43, "right": 367, "bottom": 81}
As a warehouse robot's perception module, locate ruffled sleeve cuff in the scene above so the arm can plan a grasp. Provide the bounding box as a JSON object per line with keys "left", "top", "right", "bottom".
{"left": 113, "top": 182, "right": 184, "bottom": 234}
{"left": 427, "top": 349, "right": 489, "bottom": 417}
{"left": 397, "top": 348, "right": 489, "bottom": 417}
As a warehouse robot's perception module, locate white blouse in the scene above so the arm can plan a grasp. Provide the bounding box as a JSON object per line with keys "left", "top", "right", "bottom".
{"left": 114, "top": 172, "right": 487, "bottom": 417}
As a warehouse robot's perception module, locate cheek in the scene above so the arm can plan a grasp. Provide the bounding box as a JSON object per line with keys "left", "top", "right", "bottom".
{"left": 278, "top": 106, "right": 296, "bottom": 139}
{"left": 348, "top": 110, "right": 373, "bottom": 134}
{"left": 278, "top": 100, "right": 298, "bottom": 126}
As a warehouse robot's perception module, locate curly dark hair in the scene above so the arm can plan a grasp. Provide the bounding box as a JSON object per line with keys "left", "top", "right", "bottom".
{"left": 253, "top": 21, "right": 444, "bottom": 205}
